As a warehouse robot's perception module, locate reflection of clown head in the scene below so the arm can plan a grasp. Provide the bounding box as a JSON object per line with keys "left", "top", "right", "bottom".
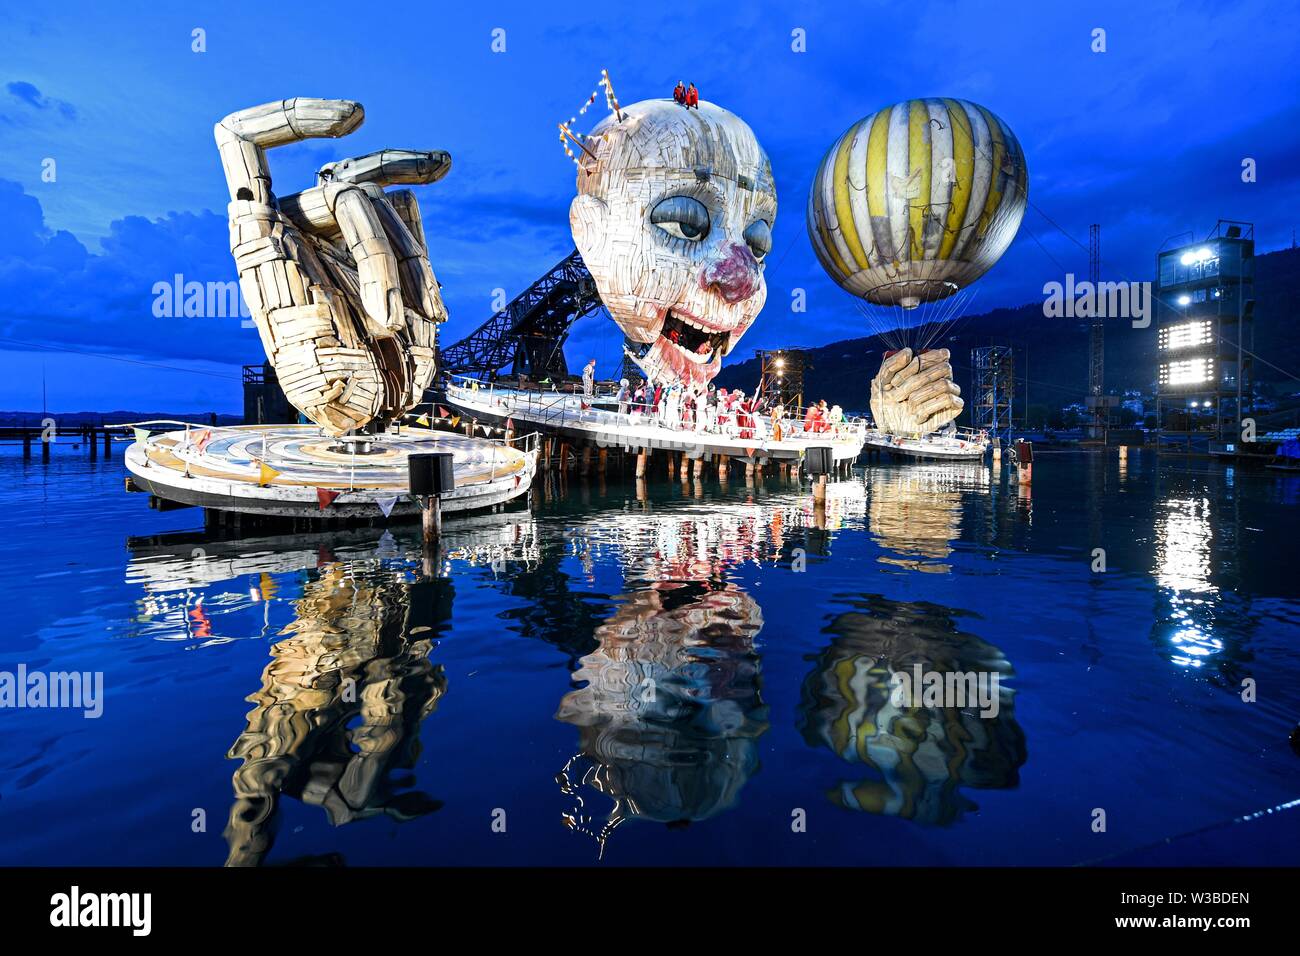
{"left": 555, "top": 581, "right": 768, "bottom": 853}
{"left": 570, "top": 99, "right": 777, "bottom": 389}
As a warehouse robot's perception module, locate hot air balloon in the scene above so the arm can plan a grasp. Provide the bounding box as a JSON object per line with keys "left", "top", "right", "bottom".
{"left": 807, "top": 98, "right": 1028, "bottom": 310}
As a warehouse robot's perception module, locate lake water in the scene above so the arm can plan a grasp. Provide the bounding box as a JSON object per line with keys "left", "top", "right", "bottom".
{"left": 2, "top": 442, "right": 1298, "bottom": 866}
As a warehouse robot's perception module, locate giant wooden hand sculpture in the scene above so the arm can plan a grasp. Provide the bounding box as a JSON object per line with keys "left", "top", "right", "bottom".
{"left": 215, "top": 98, "right": 449, "bottom": 436}
{"left": 869, "top": 348, "right": 964, "bottom": 437}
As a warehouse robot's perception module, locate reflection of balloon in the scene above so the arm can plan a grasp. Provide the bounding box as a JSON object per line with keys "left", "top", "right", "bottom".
{"left": 807, "top": 98, "right": 1028, "bottom": 309}
{"left": 798, "top": 595, "right": 1026, "bottom": 826}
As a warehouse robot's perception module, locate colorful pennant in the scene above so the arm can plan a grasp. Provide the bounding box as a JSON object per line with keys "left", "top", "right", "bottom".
{"left": 376, "top": 495, "right": 399, "bottom": 518}
{"left": 257, "top": 461, "right": 281, "bottom": 486}
{"left": 316, "top": 488, "right": 341, "bottom": 510}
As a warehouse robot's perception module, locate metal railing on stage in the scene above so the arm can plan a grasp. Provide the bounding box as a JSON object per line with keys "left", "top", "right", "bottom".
{"left": 446, "top": 374, "right": 868, "bottom": 445}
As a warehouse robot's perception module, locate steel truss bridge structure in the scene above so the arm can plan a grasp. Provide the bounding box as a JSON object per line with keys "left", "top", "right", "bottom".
{"left": 438, "top": 250, "right": 608, "bottom": 382}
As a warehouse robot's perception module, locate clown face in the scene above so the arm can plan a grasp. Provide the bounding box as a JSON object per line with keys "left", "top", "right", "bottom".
{"left": 570, "top": 99, "right": 776, "bottom": 389}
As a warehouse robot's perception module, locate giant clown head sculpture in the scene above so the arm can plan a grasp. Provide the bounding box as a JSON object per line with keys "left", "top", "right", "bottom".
{"left": 570, "top": 99, "right": 776, "bottom": 389}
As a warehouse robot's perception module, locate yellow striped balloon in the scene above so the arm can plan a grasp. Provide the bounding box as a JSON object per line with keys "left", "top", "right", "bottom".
{"left": 807, "top": 98, "right": 1028, "bottom": 309}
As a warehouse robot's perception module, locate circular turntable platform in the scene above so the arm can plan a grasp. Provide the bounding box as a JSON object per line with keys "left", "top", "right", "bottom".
{"left": 124, "top": 423, "right": 536, "bottom": 518}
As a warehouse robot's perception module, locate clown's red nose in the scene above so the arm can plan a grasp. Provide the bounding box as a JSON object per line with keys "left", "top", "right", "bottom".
{"left": 700, "top": 243, "right": 760, "bottom": 304}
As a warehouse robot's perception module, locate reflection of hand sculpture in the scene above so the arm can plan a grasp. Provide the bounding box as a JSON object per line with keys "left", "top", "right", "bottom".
{"left": 215, "top": 98, "right": 449, "bottom": 435}
{"left": 798, "top": 595, "right": 1025, "bottom": 826}
{"left": 224, "top": 565, "right": 450, "bottom": 866}
{"left": 869, "top": 347, "right": 963, "bottom": 437}
{"left": 555, "top": 580, "right": 768, "bottom": 856}
{"left": 570, "top": 99, "right": 776, "bottom": 389}
{"left": 868, "top": 466, "right": 965, "bottom": 572}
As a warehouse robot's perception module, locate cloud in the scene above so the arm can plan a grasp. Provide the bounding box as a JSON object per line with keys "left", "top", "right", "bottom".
{"left": 0, "top": 179, "right": 251, "bottom": 369}
{"left": 5, "top": 80, "right": 76, "bottom": 120}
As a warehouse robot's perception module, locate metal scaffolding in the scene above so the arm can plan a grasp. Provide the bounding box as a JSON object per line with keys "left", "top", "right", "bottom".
{"left": 971, "top": 345, "right": 1015, "bottom": 440}
{"left": 755, "top": 348, "right": 808, "bottom": 411}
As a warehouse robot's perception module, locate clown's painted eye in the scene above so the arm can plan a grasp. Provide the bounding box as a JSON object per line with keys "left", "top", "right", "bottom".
{"left": 744, "top": 220, "right": 772, "bottom": 259}
{"left": 651, "top": 196, "right": 710, "bottom": 242}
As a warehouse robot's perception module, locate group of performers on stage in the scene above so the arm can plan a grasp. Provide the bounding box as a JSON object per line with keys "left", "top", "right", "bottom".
{"left": 600, "top": 376, "right": 846, "bottom": 442}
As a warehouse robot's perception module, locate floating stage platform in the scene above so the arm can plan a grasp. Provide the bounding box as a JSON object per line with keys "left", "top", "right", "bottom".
{"left": 122, "top": 422, "right": 537, "bottom": 519}
{"left": 445, "top": 379, "right": 867, "bottom": 470}
{"left": 861, "top": 428, "right": 990, "bottom": 462}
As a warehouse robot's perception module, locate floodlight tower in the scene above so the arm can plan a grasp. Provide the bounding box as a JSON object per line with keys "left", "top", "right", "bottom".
{"left": 756, "top": 349, "right": 807, "bottom": 411}
{"left": 1154, "top": 221, "right": 1255, "bottom": 444}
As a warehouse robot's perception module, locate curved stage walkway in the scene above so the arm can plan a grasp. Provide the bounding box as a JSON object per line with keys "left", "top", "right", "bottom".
{"left": 446, "top": 381, "right": 866, "bottom": 465}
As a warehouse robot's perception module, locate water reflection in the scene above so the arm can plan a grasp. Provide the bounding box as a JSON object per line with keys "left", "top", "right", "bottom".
{"left": 1150, "top": 491, "right": 1247, "bottom": 681}
{"left": 124, "top": 515, "right": 536, "bottom": 866}
{"left": 555, "top": 580, "right": 767, "bottom": 856}
{"left": 865, "top": 464, "right": 986, "bottom": 573}
{"left": 798, "top": 594, "right": 1026, "bottom": 825}
{"left": 224, "top": 563, "right": 453, "bottom": 866}
{"left": 552, "top": 504, "right": 783, "bottom": 857}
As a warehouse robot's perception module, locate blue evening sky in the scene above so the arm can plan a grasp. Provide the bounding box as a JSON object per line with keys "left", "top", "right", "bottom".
{"left": 1, "top": 1, "right": 1296, "bottom": 412}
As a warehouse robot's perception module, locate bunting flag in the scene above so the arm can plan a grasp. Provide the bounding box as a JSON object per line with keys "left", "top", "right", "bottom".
{"left": 193, "top": 429, "right": 212, "bottom": 453}
{"left": 744, "top": 447, "right": 756, "bottom": 459}
{"left": 416, "top": 415, "right": 430, "bottom": 427}
{"left": 506, "top": 417, "right": 515, "bottom": 431}
{"left": 316, "top": 488, "right": 341, "bottom": 510}
{"left": 438, "top": 406, "right": 450, "bottom": 419}
{"left": 132, "top": 426, "right": 151, "bottom": 445}
{"left": 257, "top": 461, "right": 281, "bottom": 486}
{"left": 376, "top": 495, "right": 399, "bottom": 518}
{"left": 450, "top": 415, "right": 461, "bottom": 428}
{"left": 480, "top": 424, "right": 493, "bottom": 436}
{"left": 514, "top": 474, "right": 522, "bottom": 488}
{"left": 580, "top": 401, "right": 590, "bottom": 410}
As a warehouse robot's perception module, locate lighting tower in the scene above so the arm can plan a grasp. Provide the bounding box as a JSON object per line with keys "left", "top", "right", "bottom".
{"left": 1154, "top": 221, "right": 1255, "bottom": 443}
{"left": 756, "top": 349, "right": 807, "bottom": 411}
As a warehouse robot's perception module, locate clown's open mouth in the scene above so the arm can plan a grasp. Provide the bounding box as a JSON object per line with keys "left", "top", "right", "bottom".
{"left": 659, "top": 309, "right": 729, "bottom": 360}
